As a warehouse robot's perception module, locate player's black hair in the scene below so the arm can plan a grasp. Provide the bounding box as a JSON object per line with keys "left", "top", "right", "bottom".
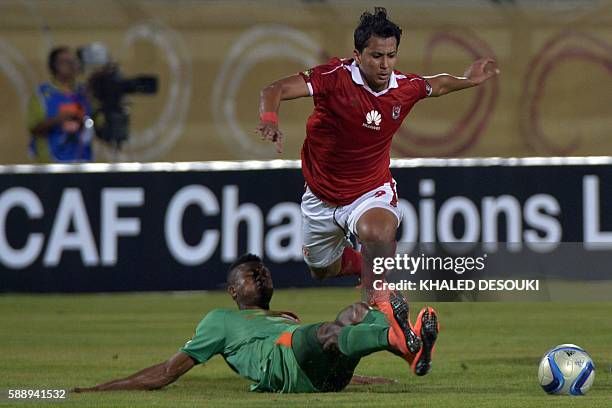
{"left": 48, "top": 46, "right": 71, "bottom": 76}
{"left": 354, "top": 7, "right": 402, "bottom": 52}
{"left": 227, "top": 253, "right": 263, "bottom": 284}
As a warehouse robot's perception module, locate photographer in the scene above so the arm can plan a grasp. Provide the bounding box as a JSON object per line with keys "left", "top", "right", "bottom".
{"left": 80, "top": 42, "right": 157, "bottom": 152}
{"left": 27, "top": 46, "right": 94, "bottom": 163}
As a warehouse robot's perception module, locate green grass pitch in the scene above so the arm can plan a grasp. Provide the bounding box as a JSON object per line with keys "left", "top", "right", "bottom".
{"left": 1, "top": 288, "right": 610, "bottom": 407}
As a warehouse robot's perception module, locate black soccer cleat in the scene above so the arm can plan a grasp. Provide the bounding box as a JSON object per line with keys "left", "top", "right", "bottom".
{"left": 389, "top": 292, "right": 421, "bottom": 355}
{"left": 412, "top": 307, "right": 439, "bottom": 376}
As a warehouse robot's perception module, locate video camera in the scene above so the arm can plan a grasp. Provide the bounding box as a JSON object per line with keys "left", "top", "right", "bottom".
{"left": 77, "top": 43, "right": 158, "bottom": 148}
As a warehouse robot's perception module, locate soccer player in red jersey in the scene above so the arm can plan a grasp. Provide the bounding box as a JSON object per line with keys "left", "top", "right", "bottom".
{"left": 256, "top": 7, "right": 498, "bottom": 375}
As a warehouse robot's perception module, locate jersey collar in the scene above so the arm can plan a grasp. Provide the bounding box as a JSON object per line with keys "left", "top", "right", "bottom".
{"left": 50, "top": 79, "right": 78, "bottom": 94}
{"left": 349, "top": 60, "right": 398, "bottom": 97}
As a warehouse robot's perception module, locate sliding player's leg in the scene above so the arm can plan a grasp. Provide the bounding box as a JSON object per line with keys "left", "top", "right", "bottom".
{"left": 337, "top": 296, "right": 439, "bottom": 376}
{"left": 292, "top": 300, "right": 430, "bottom": 391}
{"left": 292, "top": 301, "right": 392, "bottom": 391}
{"left": 290, "top": 304, "right": 364, "bottom": 391}
{"left": 335, "top": 296, "right": 421, "bottom": 360}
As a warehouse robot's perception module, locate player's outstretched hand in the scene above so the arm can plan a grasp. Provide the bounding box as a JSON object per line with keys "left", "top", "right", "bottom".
{"left": 255, "top": 122, "right": 284, "bottom": 154}
{"left": 350, "top": 375, "right": 397, "bottom": 385}
{"left": 71, "top": 387, "right": 95, "bottom": 393}
{"left": 464, "top": 57, "right": 500, "bottom": 86}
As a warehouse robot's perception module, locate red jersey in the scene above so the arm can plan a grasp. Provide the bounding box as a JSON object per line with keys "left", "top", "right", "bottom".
{"left": 299, "top": 57, "right": 429, "bottom": 206}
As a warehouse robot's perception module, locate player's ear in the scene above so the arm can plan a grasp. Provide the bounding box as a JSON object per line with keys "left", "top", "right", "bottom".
{"left": 227, "top": 285, "right": 237, "bottom": 301}
{"left": 353, "top": 49, "right": 361, "bottom": 65}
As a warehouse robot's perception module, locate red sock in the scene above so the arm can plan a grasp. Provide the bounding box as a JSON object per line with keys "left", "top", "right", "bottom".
{"left": 338, "top": 247, "right": 362, "bottom": 277}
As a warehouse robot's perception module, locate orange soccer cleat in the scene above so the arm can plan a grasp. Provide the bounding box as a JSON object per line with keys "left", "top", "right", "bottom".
{"left": 375, "top": 292, "right": 421, "bottom": 361}
{"left": 411, "top": 306, "right": 440, "bottom": 376}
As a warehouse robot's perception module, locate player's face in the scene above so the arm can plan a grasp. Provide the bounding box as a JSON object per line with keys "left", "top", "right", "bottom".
{"left": 54, "top": 51, "right": 79, "bottom": 81}
{"left": 354, "top": 36, "right": 398, "bottom": 92}
{"left": 231, "top": 261, "right": 274, "bottom": 309}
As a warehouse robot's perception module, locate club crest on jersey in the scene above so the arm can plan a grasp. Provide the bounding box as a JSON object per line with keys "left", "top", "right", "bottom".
{"left": 363, "top": 110, "right": 381, "bottom": 130}
{"left": 392, "top": 105, "right": 401, "bottom": 120}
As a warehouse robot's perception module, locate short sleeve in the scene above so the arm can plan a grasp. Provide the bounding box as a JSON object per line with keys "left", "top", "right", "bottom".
{"left": 26, "top": 93, "right": 45, "bottom": 132}
{"left": 298, "top": 57, "right": 344, "bottom": 98}
{"left": 180, "top": 309, "right": 227, "bottom": 364}
{"left": 406, "top": 74, "right": 432, "bottom": 100}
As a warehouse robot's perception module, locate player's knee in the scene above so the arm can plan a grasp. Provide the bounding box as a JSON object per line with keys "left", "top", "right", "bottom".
{"left": 309, "top": 260, "right": 341, "bottom": 280}
{"left": 309, "top": 266, "right": 329, "bottom": 280}
{"left": 335, "top": 302, "right": 371, "bottom": 326}
{"left": 359, "top": 223, "right": 396, "bottom": 243}
{"left": 357, "top": 209, "right": 397, "bottom": 243}
{"left": 316, "top": 322, "right": 342, "bottom": 351}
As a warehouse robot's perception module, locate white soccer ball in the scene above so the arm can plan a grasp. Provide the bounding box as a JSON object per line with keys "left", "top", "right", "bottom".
{"left": 538, "top": 344, "right": 595, "bottom": 395}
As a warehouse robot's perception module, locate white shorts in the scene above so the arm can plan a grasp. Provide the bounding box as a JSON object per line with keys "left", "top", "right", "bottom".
{"left": 301, "top": 180, "right": 402, "bottom": 268}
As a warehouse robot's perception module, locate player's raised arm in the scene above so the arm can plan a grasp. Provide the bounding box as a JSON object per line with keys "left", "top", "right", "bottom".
{"left": 72, "top": 351, "right": 195, "bottom": 392}
{"left": 425, "top": 57, "right": 500, "bottom": 97}
{"left": 255, "top": 74, "right": 310, "bottom": 153}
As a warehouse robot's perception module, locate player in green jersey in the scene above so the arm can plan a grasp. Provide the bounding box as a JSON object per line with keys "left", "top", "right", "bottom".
{"left": 73, "top": 254, "right": 438, "bottom": 393}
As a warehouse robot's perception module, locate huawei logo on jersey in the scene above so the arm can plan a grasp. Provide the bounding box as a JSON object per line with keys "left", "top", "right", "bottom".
{"left": 363, "top": 110, "right": 382, "bottom": 130}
